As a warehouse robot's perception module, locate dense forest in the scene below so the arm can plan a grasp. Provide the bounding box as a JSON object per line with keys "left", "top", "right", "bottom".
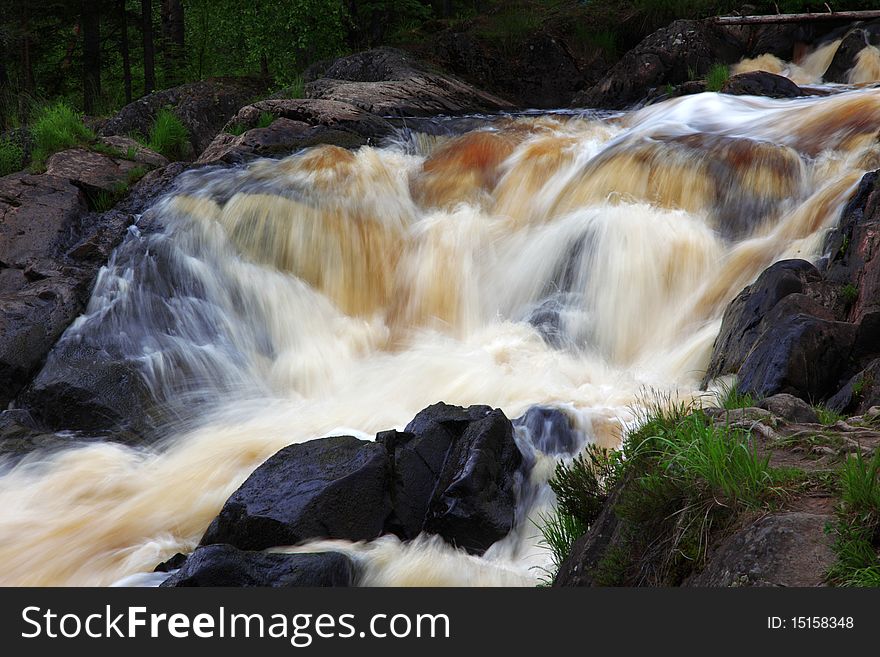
{"left": 1, "top": 0, "right": 876, "bottom": 129}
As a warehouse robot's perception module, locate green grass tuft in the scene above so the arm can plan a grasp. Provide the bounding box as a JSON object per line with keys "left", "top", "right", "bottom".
{"left": 146, "top": 109, "right": 189, "bottom": 160}
{"left": 815, "top": 406, "right": 844, "bottom": 426}
{"left": 706, "top": 63, "right": 729, "bottom": 92}
{"left": 713, "top": 380, "right": 756, "bottom": 410}
{"left": 256, "top": 111, "right": 275, "bottom": 129}
{"left": 827, "top": 450, "right": 880, "bottom": 586}
{"left": 30, "top": 102, "right": 94, "bottom": 168}
{"left": 842, "top": 283, "right": 859, "bottom": 306}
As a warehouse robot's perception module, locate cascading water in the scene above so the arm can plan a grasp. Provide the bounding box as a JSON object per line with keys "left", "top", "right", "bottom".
{"left": 1, "top": 82, "right": 880, "bottom": 586}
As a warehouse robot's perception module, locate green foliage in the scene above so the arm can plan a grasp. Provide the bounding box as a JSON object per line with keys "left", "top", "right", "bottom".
{"left": 713, "top": 380, "right": 756, "bottom": 410}
{"left": 544, "top": 391, "right": 802, "bottom": 586}
{"left": 30, "top": 102, "right": 95, "bottom": 168}
{"left": 706, "top": 63, "right": 729, "bottom": 92}
{"left": 815, "top": 406, "right": 844, "bottom": 426}
{"left": 842, "top": 283, "right": 859, "bottom": 306}
{"left": 146, "top": 109, "right": 189, "bottom": 160}
{"left": 828, "top": 450, "right": 880, "bottom": 586}
{"left": 537, "top": 443, "right": 622, "bottom": 581}
{"left": 185, "top": 0, "right": 347, "bottom": 84}
{"left": 257, "top": 111, "right": 276, "bottom": 129}
{"left": 0, "top": 139, "right": 24, "bottom": 176}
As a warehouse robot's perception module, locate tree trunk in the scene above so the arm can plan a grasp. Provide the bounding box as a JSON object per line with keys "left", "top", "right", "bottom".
{"left": 160, "top": 0, "right": 185, "bottom": 85}
{"left": 142, "top": 0, "right": 156, "bottom": 94}
{"left": 119, "top": 0, "right": 132, "bottom": 103}
{"left": 712, "top": 10, "right": 880, "bottom": 25}
{"left": 19, "top": 0, "right": 34, "bottom": 93}
{"left": 81, "top": 0, "right": 102, "bottom": 114}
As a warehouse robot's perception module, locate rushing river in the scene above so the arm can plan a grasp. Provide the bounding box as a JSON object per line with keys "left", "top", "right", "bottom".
{"left": 2, "top": 47, "right": 880, "bottom": 586}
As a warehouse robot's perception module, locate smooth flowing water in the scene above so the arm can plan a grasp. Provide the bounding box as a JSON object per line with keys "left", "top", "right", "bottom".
{"left": 2, "top": 67, "right": 880, "bottom": 586}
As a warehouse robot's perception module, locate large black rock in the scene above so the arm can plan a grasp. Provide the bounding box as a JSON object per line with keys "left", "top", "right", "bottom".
{"left": 200, "top": 435, "right": 392, "bottom": 551}
{"left": 160, "top": 545, "right": 354, "bottom": 587}
{"left": 380, "top": 403, "right": 523, "bottom": 554}
{"left": 721, "top": 71, "right": 805, "bottom": 99}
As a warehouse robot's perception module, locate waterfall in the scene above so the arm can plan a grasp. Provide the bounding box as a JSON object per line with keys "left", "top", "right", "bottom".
{"left": 1, "top": 86, "right": 879, "bottom": 586}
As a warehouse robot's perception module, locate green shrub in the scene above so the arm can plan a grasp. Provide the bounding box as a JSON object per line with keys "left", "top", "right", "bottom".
{"left": 146, "top": 109, "right": 189, "bottom": 160}
{"left": 0, "top": 138, "right": 24, "bottom": 176}
{"left": 30, "top": 102, "right": 94, "bottom": 168}
{"left": 842, "top": 283, "right": 859, "bottom": 306}
{"left": 706, "top": 63, "right": 729, "bottom": 92}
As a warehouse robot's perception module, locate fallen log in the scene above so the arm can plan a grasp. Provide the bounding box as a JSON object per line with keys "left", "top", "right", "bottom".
{"left": 713, "top": 10, "right": 880, "bottom": 25}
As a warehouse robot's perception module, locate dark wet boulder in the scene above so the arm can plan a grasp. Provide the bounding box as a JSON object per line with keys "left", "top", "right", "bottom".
{"left": 160, "top": 545, "right": 354, "bottom": 587}
{"left": 377, "top": 404, "right": 523, "bottom": 554}
{"left": 379, "top": 403, "right": 523, "bottom": 555}
{"left": 702, "top": 259, "right": 824, "bottom": 387}
{"left": 736, "top": 301, "right": 855, "bottom": 401}
{"left": 721, "top": 71, "right": 805, "bottom": 99}
{"left": 757, "top": 393, "right": 820, "bottom": 424}
{"left": 100, "top": 77, "right": 266, "bottom": 155}
{"left": 305, "top": 47, "right": 513, "bottom": 116}
{"left": 200, "top": 435, "right": 392, "bottom": 551}
{"left": 686, "top": 512, "right": 834, "bottom": 587}
{"left": 824, "top": 30, "right": 872, "bottom": 83}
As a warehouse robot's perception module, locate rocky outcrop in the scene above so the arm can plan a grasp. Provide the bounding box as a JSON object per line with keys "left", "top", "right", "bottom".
{"left": 100, "top": 77, "right": 266, "bottom": 155}
{"left": 574, "top": 19, "right": 830, "bottom": 108}
{"left": 46, "top": 146, "right": 165, "bottom": 198}
{"left": 757, "top": 393, "right": 820, "bottom": 424}
{"left": 199, "top": 403, "right": 524, "bottom": 556}
{"left": 703, "top": 169, "right": 880, "bottom": 407}
{"left": 304, "top": 48, "right": 513, "bottom": 116}
{"left": 0, "top": 173, "right": 88, "bottom": 406}
{"left": 687, "top": 512, "right": 834, "bottom": 587}
{"left": 197, "top": 99, "right": 393, "bottom": 165}
{"left": 573, "top": 20, "right": 743, "bottom": 108}
{"left": 721, "top": 71, "right": 806, "bottom": 98}
{"left": 11, "top": 162, "right": 189, "bottom": 436}
{"left": 160, "top": 545, "right": 355, "bottom": 587}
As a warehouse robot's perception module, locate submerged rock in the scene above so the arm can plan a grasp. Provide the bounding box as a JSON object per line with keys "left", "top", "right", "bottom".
{"left": 160, "top": 545, "right": 354, "bottom": 587}
{"left": 721, "top": 71, "right": 805, "bottom": 99}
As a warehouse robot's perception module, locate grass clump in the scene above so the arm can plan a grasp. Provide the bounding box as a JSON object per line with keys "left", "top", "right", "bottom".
{"left": 713, "top": 380, "right": 756, "bottom": 410}
{"left": 547, "top": 391, "right": 801, "bottom": 586}
{"left": 146, "top": 109, "right": 189, "bottom": 160}
{"left": 842, "top": 283, "right": 859, "bottom": 306}
{"left": 30, "top": 101, "right": 94, "bottom": 168}
{"left": 827, "top": 450, "right": 880, "bottom": 587}
{"left": 0, "top": 138, "right": 24, "bottom": 176}
{"left": 815, "top": 406, "right": 844, "bottom": 426}
{"left": 706, "top": 63, "right": 729, "bottom": 92}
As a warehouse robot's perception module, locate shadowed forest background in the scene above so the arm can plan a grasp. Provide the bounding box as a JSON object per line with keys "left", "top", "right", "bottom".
{"left": 2, "top": 0, "right": 877, "bottom": 126}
